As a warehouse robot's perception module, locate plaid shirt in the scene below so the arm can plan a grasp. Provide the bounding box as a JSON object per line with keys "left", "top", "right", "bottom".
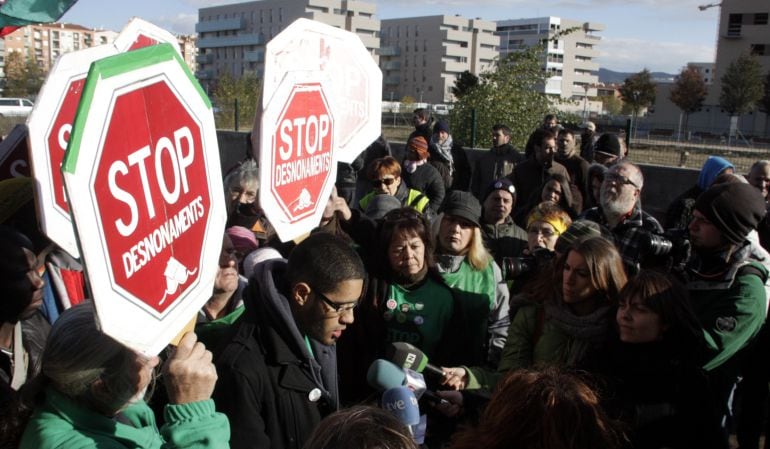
{"left": 580, "top": 204, "right": 663, "bottom": 274}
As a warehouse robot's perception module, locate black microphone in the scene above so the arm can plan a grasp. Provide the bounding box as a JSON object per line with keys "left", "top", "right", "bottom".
{"left": 387, "top": 342, "right": 446, "bottom": 378}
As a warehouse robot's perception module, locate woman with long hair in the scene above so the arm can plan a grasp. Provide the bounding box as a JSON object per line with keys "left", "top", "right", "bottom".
{"left": 435, "top": 191, "right": 510, "bottom": 368}
{"left": 444, "top": 237, "right": 627, "bottom": 391}
{"left": 592, "top": 270, "right": 715, "bottom": 449}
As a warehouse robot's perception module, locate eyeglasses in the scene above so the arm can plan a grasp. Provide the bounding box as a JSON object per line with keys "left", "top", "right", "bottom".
{"left": 605, "top": 173, "right": 639, "bottom": 189}
{"left": 527, "top": 227, "right": 557, "bottom": 238}
{"left": 372, "top": 177, "right": 397, "bottom": 188}
{"left": 312, "top": 287, "right": 358, "bottom": 316}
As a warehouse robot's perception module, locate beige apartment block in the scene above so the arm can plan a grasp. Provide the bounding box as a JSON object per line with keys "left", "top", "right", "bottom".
{"left": 379, "top": 15, "right": 498, "bottom": 104}
{"left": 196, "top": 0, "right": 380, "bottom": 91}
{"left": 496, "top": 17, "right": 603, "bottom": 102}
{"left": 177, "top": 34, "right": 198, "bottom": 73}
{"left": 3, "top": 23, "right": 115, "bottom": 73}
{"left": 707, "top": 0, "right": 770, "bottom": 104}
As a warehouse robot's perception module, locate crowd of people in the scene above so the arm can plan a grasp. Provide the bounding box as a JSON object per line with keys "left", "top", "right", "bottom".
{"left": 3, "top": 109, "right": 770, "bottom": 449}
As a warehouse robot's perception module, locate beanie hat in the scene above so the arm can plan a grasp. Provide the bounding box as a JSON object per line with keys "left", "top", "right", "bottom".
{"left": 697, "top": 156, "right": 734, "bottom": 190}
{"left": 554, "top": 220, "right": 608, "bottom": 255}
{"left": 226, "top": 226, "right": 259, "bottom": 257}
{"left": 433, "top": 120, "right": 450, "bottom": 135}
{"left": 483, "top": 178, "right": 516, "bottom": 203}
{"left": 407, "top": 136, "right": 429, "bottom": 160}
{"left": 242, "top": 247, "right": 283, "bottom": 279}
{"left": 594, "top": 133, "right": 622, "bottom": 157}
{"left": 440, "top": 190, "right": 482, "bottom": 227}
{"left": 365, "top": 194, "right": 402, "bottom": 220}
{"left": 694, "top": 183, "right": 767, "bottom": 245}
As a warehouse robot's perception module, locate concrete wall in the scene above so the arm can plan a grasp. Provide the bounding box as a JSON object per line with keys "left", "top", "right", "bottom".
{"left": 218, "top": 131, "right": 700, "bottom": 223}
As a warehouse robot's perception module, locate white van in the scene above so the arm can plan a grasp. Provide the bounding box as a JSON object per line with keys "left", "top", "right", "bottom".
{"left": 0, "top": 98, "right": 34, "bottom": 117}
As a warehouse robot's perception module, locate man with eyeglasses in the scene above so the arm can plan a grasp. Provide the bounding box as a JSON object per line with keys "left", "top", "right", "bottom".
{"left": 580, "top": 161, "right": 662, "bottom": 274}
{"left": 213, "top": 233, "right": 366, "bottom": 449}
{"left": 470, "top": 124, "right": 524, "bottom": 200}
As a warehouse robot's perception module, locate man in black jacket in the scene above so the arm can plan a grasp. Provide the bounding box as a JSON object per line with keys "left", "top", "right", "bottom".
{"left": 213, "top": 233, "right": 366, "bottom": 449}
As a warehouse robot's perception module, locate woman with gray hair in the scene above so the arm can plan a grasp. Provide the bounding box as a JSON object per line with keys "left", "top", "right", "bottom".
{"left": 16, "top": 302, "right": 230, "bottom": 448}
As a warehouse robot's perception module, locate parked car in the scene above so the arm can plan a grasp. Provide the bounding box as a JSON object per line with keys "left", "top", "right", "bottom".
{"left": 0, "top": 98, "right": 33, "bottom": 117}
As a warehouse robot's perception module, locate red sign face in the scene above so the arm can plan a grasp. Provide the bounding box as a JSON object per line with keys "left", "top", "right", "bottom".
{"left": 47, "top": 77, "right": 85, "bottom": 214}
{"left": 93, "top": 80, "right": 210, "bottom": 314}
{"left": 128, "top": 34, "right": 160, "bottom": 51}
{"left": 270, "top": 84, "right": 334, "bottom": 222}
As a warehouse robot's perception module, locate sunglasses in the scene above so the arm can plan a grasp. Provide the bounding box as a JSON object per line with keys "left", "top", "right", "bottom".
{"left": 383, "top": 207, "right": 422, "bottom": 222}
{"left": 372, "top": 177, "right": 397, "bottom": 187}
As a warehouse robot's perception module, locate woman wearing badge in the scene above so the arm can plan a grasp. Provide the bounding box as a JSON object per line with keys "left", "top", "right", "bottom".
{"left": 335, "top": 207, "right": 473, "bottom": 403}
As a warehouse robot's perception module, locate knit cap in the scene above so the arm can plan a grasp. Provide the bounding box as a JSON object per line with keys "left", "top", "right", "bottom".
{"left": 694, "top": 183, "right": 766, "bottom": 245}
{"left": 483, "top": 178, "right": 516, "bottom": 203}
{"left": 365, "top": 194, "right": 402, "bottom": 220}
{"left": 407, "top": 136, "right": 429, "bottom": 160}
{"left": 441, "top": 190, "right": 482, "bottom": 227}
{"left": 433, "top": 120, "right": 450, "bottom": 134}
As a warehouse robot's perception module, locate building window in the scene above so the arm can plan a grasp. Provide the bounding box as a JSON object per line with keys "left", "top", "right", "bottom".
{"left": 751, "top": 44, "right": 767, "bottom": 56}
{"left": 755, "top": 13, "right": 768, "bottom": 25}
{"left": 728, "top": 14, "right": 743, "bottom": 37}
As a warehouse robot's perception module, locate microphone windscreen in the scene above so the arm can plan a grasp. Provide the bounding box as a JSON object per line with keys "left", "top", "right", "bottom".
{"left": 388, "top": 342, "right": 429, "bottom": 373}
{"left": 381, "top": 386, "right": 420, "bottom": 426}
{"left": 367, "top": 359, "right": 406, "bottom": 391}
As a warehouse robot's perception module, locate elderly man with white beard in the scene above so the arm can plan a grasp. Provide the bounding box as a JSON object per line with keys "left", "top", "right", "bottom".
{"left": 580, "top": 161, "right": 662, "bottom": 274}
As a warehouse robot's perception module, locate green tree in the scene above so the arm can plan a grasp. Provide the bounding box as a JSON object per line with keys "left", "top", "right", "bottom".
{"left": 759, "top": 72, "right": 770, "bottom": 134}
{"left": 451, "top": 70, "right": 479, "bottom": 99}
{"left": 669, "top": 66, "right": 707, "bottom": 134}
{"left": 619, "top": 69, "right": 656, "bottom": 115}
{"left": 24, "top": 57, "right": 45, "bottom": 97}
{"left": 600, "top": 95, "right": 623, "bottom": 116}
{"left": 212, "top": 71, "right": 260, "bottom": 130}
{"left": 720, "top": 53, "right": 764, "bottom": 140}
{"left": 449, "top": 47, "right": 551, "bottom": 149}
{"left": 3, "top": 51, "right": 27, "bottom": 97}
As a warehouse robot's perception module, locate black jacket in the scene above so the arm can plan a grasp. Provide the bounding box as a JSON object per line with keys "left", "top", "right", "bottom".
{"left": 213, "top": 260, "right": 338, "bottom": 449}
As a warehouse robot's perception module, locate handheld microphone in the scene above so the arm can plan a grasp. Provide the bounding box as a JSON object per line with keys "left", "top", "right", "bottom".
{"left": 367, "top": 359, "right": 448, "bottom": 404}
{"left": 381, "top": 386, "right": 420, "bottom": 427}
{"left": 387, "top": 342, "right": 446, "bottom": 378}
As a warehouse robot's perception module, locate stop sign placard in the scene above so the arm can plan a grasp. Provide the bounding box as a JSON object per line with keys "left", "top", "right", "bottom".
{"left": 28, "top": 44, "right": 118, "bottom": 258}
{"left": 263, "top": 18, "right": 381, "bottom": 163}
{"left": 62, "top": 44, "right": 225, "bottom": 355}
{"left": 0, "top": 124, "right": 30, "bottom": 180}
{"left": 113, "top": 17, "right": 182, "bottom": 55}
{"left": 260, "top": 79, "right": 336, "bottom": 241}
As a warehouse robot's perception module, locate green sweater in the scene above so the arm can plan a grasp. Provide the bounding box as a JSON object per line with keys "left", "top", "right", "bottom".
{"left": 20, "top": 388, "right": 230, "bottom": 449}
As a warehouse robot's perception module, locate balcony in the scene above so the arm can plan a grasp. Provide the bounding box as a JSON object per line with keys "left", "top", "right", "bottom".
{"left": 197, "top": 34, "right": 265, "bottom": 48}
{"left": 195, "top": 17, "right": 245, "bottom": 33}
{"left": 195, "top": 69, "right": 214, "bottom": 80}
{"left": 384, "top": 75, "right": 401, "bottom": 85}
{"left": 244, "top": 50, "right": 264, "bottom": 62}
{"left": 383, "top": 60, "right": 400, "bottom": 70}
{"left": 196, "top": 53, "right": 213, "bottom": 64}
{"left": 378, "top": 46, "right": 400, "bottom": 56}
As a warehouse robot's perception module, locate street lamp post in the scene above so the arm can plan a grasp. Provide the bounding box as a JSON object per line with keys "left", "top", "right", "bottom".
{"left": 583, "top": 85, "right": 589, "bottom": 121}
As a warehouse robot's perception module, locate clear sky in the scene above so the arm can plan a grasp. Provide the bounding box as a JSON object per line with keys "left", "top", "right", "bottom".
{"left": 62, "top": 0, "right": 721, "bottom": 74}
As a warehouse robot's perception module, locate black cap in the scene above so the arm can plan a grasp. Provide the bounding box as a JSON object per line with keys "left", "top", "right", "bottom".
{"left": 694, "top": 183, "right": 767, "bottom": 245}
{"left": 594, "top": 133, "right": 622, "bottom": 157}
{"left": 441, "top": 191, "right": 482, "bottom": 227}
{"left": 483, "top": 178, "right": 516, "bottom": 203}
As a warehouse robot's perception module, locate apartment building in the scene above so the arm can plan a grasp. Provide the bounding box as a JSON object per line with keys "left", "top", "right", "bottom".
{"left": 687, "top": 62, "right": 715, "bottom": 85}
{"left": 178, "top": 34, "right": 198, "bottom": 73}
{"left": 379, "top": 15, "right": 498, "bottom": 104}
{"left": 708, "top": 0, "right": 769, "bottom": 103}
{"left": 3, "top": 23, "right": 116, "bottom": 72}
{"left": 195, "top": 0, "right": 380, "bottom": 90}
{"left": 496, "top": 17, "right": 603, "bottom": 101}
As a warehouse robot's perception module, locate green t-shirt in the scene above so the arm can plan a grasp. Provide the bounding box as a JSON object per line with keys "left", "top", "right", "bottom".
{"left": 383, "top": 278, "right": 454, "bottom": 357}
